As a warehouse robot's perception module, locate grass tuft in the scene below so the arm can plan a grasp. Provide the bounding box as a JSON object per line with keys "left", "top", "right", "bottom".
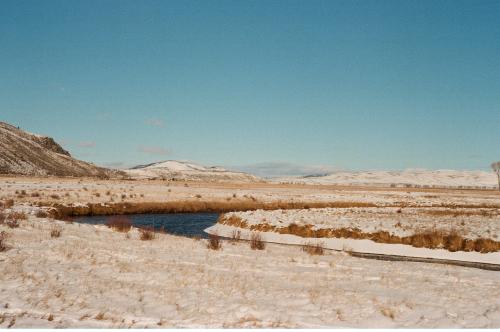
{"left": 207, "top": 233, "right": 222, "bottom": 250}
{"left": 0, "top": 231, "right": 8, "bottom": 251}
{"left": 139, "top": 226, "right": 156, "bottom": 240}
{"left": 106, "top": 216, "right": 132, "bottom": 232}
{"left": 250, "top": 232, "right": 265, "bottom": 250}
{"left": 302, "top": 242, "right": 324, "bottom": 255}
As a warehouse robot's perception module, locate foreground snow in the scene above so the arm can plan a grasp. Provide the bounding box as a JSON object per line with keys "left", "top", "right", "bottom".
{"left": 1, "top": 214, "right": 499, "bottom": 327}
{"left": 206, "top": 224, "right": 500, "bottom": 265}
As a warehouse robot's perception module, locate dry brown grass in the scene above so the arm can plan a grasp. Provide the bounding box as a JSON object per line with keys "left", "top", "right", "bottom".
{"left": 8, "top": 211, "right": 27, "bottom": 220}
{"left": 302, "top": 242, "right": 325, "bottom": 255}
{"left": 35, "top": 210, "right": 48, "bottom": 218}
{"left": 0, "top": 231, "right": 8, "bottom": 251}
{"left": 106, "top": 215, "right": 132, "bottom": 232}
{"left": 207, "top": 233, "right": 222, "bottom": 250}
{"left": 50, "top": 225, "right": 62, "bottom": 238}
{"left": 48, "top": 200, "right": 378, "bottom": 220}
{"left": 423, "top": 209, "right": 498, "bottom": 217}
{"left": 230, "top": 229, "right": 241, "bottom": 243}
{"left": 139, "top": 226, "right": 156, "bottom": 241}
{"left": 221, "top": 214, "right": 500, "bottom": 253}
{"left": 250, "top": 232, "right": 265, "bottom": 250}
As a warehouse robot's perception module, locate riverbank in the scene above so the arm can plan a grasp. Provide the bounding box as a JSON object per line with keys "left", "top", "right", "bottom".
{"left": 1, "top": 212, "right": 499, "bottom": 328}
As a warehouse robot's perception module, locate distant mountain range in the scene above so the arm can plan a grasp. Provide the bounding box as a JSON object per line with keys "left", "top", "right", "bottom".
{"left": 1, "top": 121, "right": 497, "bottom": 188}
{"left": 273, "top": 169, "right": 498, "bottom": 189}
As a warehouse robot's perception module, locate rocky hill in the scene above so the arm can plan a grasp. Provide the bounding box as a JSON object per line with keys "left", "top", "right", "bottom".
{"left": 0, "top": 122, "right": 119, "bottom": 178}
{"left": 125, "top": 160, "right": 262, "bottom": 183}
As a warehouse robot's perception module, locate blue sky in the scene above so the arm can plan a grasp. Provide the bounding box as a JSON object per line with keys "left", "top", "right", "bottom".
{"left": 1, "top": 0, "right": 499, "bottom": 175}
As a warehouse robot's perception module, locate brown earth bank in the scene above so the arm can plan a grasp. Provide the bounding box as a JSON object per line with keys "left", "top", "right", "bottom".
{"left": 219, "top": 215, "right": 500, "bottom": 253}
{"left": 42, "top": 201, "right": 378, "bottom": 218}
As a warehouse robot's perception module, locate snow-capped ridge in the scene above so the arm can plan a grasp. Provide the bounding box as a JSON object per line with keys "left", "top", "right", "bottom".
{"left": 126, "top": 160, "right": 261, "bottom": 182}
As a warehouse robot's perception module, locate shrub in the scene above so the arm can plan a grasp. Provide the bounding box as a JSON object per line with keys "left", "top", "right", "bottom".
{"left": 94, "top": 193, "right": 101, "bottom": 197}
{"left": 139, "top": 226, "right": 155, "bottom": 240}
{"left": 195, "top": 194, "right": 202, "bottom": 198}
{"left": 106, "top": 216, "right": 132, "bottom": 232}
{"left": 250, "top": 232, "right": 265, "bottom": 250}
{"left": 302, "top": 242, "right": 324, "bottom": 255}
{"left": 4, "top": 199, "right": 14, "bottom": 208}
{"left": 230, "top": 229, "right": 241, "bottom": 243}
{"left": 35, "top": 210, "right": 48, "bottom": 218}
{"left": 50, "top": 194, "right": 60, "bottom": 199}
{"left": 50, "top": 225, "right": 62, "bottom": 238}
{"left": 0, "top": 211, "right": 5, "bottom": 224}
{"left": 31, "top": 192, "right": 40, "bottom": 197}
{"left": 0, "top": 231, "right": 8, "bottom": 251}
{"left": 207, "top": 233, "right": 222, "bottom": 250}
{"left": 6, "top": 220, "right": 19, "bottom": 228}
{"left": 9, "top": 211, "right": 27, "bottom": 221}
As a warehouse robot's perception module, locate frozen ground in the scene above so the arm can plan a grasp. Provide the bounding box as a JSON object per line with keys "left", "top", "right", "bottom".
{"left": 275, "top": 169, "right": 498, "bottom": 189}
{"left": 1, "top": 176, "right": 499, "bottom": 209}
{"left": 1, "top": 212, "right": 499, "bottom": 328}
{"left": 221, "top": 207, "right": 500, "bottom": 240}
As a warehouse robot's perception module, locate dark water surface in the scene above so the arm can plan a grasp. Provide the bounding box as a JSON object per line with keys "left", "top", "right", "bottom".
{"left": 75, "top": 213, "right": 220, "bottom": 238}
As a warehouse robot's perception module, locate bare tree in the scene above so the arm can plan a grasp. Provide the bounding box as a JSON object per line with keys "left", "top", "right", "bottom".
{"left": 492, "top": 161, "right": 500, "bottom": 191}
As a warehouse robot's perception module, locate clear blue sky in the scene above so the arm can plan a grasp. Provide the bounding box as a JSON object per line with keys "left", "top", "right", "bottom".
{"left": 1, "top": 0, "right": 499, "bottom": 174}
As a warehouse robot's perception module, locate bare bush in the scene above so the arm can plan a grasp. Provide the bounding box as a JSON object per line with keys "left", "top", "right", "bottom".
{"left": 50, "top": 194, "right": 60, "bottom": 199}
{"left": 9, "top": 211, "right": 27, "bottom": 220}
{"left": 492, "top": 161, "right": 500, "bottom": 191}
{"left": 35, "top": 210, "right": 48, "bottom": 218}
{"left": 139, "top": 226, "right": 156, "bottom": 241}
{"left": 250, "top": 232, "right": 265, "bottom": 250}
{"left": 106, "top": 216, "right": 132, "bottom": 232}
{"left": 0, "top": 231, "right": 8, "bottom": 251}
{"left": 4, "top": 199, "right": 14, "bottom": 208}
{"left": 302, "top": 242, "right": 325, "bottom": 255}
{"left": 230, "top": 229, "right": 241, "bottom": 243}
{"left": 50, "top": 225, "right": 62, "bottom": 238}
{"left": 207, "top": 233, "right": 222, "bottom": 250}
{"left": 6, "top": 220, "right": 19, "bottom": 228}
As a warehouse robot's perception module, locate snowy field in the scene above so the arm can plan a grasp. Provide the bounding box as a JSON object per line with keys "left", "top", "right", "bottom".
{"left": 275, "top": 169, "right": 498, "bottom": 189}
{"left": 1, "top": 213, "right": 499, "bottom": 328}
{"left": 1, "top": 176, "right": 499, "bottom": 209}
{"left": 220, "top": 207, "right": 500, "bottom": 241}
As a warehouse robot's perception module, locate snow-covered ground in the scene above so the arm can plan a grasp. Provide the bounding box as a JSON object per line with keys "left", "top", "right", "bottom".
{"left": 220, "top": 207, "right": 500, "bottom": 241}
{"left": 1, "top": 176, "right": 499, "bottom": 209}
{"left": 125, "top": 160, "right": 261, "bottom": 183}
{"left": 275, "top": 169, "right": 498, "bottom": 189}
{"left": 1, "top": 211, "right": 499, "bottom": 328}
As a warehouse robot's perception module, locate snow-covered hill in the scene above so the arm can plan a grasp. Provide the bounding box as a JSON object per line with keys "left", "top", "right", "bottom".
{"left": 274, "top": 169, "right": 498, "bottom": 189}
{"left": 0, "top": 121, "right": 120, "bottom": 178}
{"left": 125, "top": 160, "right": 262, "bottom": 183}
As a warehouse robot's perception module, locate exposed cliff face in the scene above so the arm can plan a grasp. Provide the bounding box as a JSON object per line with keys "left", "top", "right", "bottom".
{"left": 0, "top": 121, "right": 120, "bottom": 178}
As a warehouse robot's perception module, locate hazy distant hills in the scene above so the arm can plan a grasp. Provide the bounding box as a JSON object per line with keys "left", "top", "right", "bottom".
{"left": 0, "top": 122, "right": 120, "bottom": 178}
{"left": 274, "top": 169, "right": 498, "bottom": 189}
{"left": 1, "top": 121, "right": 496, "bottom": 188}
{"left": 125, "top": 160, "right": 262, "bottom": 183}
